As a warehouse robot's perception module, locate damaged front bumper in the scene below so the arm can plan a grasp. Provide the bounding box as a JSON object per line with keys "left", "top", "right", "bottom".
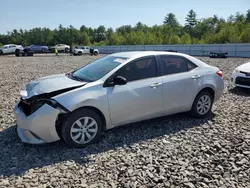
{"left": 13, "top": 84, "right": 83, "bottom": 145}
{"left": 14, "top": 101, "right": 62, "bottom": 144}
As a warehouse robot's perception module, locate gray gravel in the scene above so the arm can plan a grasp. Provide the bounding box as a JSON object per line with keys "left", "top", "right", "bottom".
{"left": 0, "top": 54, "right": 250, "bottom": 188}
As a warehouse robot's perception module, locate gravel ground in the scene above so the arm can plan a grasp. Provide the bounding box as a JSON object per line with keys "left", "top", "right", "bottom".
{"left": 0, "top": 54, "right": 249, "bottom": 188}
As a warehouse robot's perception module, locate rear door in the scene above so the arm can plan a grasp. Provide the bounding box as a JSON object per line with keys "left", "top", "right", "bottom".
{"left": 33, "top": 45, "right": 39, "bottom": 52}
{"left": 158, "top": 55, "right": 202, "bottom": 115}
{"left": 82, "top": 46, "right": 89, "bottom": 54}
{"left": 9, "top": 45, "right": 16, "bottom": 53}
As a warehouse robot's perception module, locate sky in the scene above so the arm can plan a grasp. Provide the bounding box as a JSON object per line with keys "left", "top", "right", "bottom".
{"left": 0, "top": 0, "right": 249, "bottom": 34}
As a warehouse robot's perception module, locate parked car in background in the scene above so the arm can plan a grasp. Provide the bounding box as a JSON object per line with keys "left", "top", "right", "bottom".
{"left": 14, "top": 51, "right": 224, "bottom": 148}
{"left": 24, "top": 45, "right": 49, "bottom": 53}
{"left": 50, "top": 44, "right": 70, "bottom": 52}
{"left": 0, "top": 44, "right": 23, "bottom": 55}
{"left": 73, "top": 46, "right": 99, "bottom": 56}
{"left": 231, "top": 60, "right": 250, "bottom": 88}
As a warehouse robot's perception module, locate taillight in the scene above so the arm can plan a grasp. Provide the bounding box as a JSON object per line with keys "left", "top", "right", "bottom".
{"left": 216, "top": 70, "right": 223, "bottom": 77}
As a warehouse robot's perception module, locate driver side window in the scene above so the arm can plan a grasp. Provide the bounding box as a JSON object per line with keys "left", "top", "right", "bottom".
{"left": 115, "top": 56, "right": 157, "bottom": 82}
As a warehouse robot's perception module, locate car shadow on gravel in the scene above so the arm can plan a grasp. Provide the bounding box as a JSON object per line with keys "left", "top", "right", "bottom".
{"left": 229, "top": 87, "right": 250, "bottom": 97}
{"left": 0, "top": 112, "right": 215, "bottom": 177}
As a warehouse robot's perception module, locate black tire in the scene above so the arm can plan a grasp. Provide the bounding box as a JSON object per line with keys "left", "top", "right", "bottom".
{"left": 190, "top": 90, "right": 214, "bottom": 118}
{"left": 78, "top": 51, "right": 82, "bottom": 56}
{"left": 0, "top": 50, "right": 3, "bottom": 55}
{"left": 64, "top": 48, "right": 69, "bottom": 53}
{"left": 94, "top": 51, "right": 98, "bottom": 56}
{"left": 15, "top": 49, "right": 21, "bottom": 56}
{"left": 61, "top": 108, "right": 103, "bottom": 148}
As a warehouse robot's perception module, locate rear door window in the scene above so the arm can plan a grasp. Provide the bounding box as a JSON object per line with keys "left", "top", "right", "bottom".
{"left": 159, "top": 55, "right": 193, "bottom": 75}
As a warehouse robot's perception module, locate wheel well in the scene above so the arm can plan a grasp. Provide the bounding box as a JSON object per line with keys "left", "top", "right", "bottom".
{"left": 83, "top": 106, "right": 107, "bottom": 130}
{"left": 198, "top": 87, "right": 215, "bottom": 99}
{"left": 55, "top": 106, "right": 107, "bottom": 138}
{"left": 15, "top": 49, "right": 20, "bottom": 53}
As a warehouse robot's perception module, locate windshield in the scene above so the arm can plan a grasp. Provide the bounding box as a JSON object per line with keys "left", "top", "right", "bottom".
{"left": 71, "top": 55, "right": 129, "bottom": 82}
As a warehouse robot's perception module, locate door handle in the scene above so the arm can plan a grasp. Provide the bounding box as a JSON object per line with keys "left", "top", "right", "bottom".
{"left": 150, "top": 82, "right": 162, "bottom": 88}
{"left": 192, "top": 75, "right": 201, "bottom": 80}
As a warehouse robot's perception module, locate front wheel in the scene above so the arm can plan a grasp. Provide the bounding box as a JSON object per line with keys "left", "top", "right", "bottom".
{"left": 61, "top": 109, "right": 103, "bottom": 148}
{"left": 190, "top": 91, "right": 213, "bottom": 118}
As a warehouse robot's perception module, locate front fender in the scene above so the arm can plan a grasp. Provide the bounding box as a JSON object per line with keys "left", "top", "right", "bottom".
{"left": 53, "top": 83, "right": 114, "bottom": 129}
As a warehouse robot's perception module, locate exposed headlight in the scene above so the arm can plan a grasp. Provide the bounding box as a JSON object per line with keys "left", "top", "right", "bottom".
{"left": 18, "top": 98, "right": 58, "bottom": 116}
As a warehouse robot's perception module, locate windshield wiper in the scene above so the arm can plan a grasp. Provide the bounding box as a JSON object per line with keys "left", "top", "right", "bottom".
{"left": 66, "top": 72, "right": 88, "bottom": 82}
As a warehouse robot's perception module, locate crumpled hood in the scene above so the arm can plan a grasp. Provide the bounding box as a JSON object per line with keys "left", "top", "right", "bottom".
{"left": 23, "top": 74, "right": 86, "bottom": 99}
{"left": 237, "top": 62, "right": 250, "bottom": 72}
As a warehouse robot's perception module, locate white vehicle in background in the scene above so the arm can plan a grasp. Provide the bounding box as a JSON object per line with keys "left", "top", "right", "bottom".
{"left": 73, "top": 46, "right": 99, "bottom": 56}
{"left": 50, "top": 44, "right": 70, "bottom": 52}
{"left": 0, "top": 44, "right": 23, "bottom": 55}
{"left": 231, "top": 60, "right": 250, "bottom": 89}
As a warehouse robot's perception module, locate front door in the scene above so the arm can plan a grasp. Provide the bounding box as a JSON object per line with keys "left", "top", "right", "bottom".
{"left": 2, "top": 46, "right": 10, "bottom": 54}
{"left": 107, "top": 56, "right": 163, "bottom": 126}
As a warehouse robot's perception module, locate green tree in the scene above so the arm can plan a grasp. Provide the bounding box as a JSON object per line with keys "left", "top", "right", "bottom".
{"left": 240, "top": 27, "right": 250, "bottom": 42}
{"left": 169, "top": 35, "right": 180, "bottom": 44}
{"left": 185, "top": 9, "right": 198, "bottom": 38}
{"left": 235, "top": 12, "right": 245, "bottom": 22}
{"left": 180, "top": 33, "right": 191, "bottom": 44}
{"left": 0, "top": 10, "right": 249, "bottom": 46}
{"left": 163, "top": 13, "right": 179, "bottom": 27}
{"left": 93, "top": 25, "right": 106, "bottom": 43}
{"left": 227, "top": 14, "right": 235, "bottom": 23}
{"left": 246, "top": 9, "right": 250, "bottom": 23}
{"left": 80, "top": 32, "right": 90, "bottom": 45}
{"left": 185, "top": 10, "right": 198, "bottom": 28}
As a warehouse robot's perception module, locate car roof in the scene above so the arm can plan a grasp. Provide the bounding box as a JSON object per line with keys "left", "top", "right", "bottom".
{"left": 109, "top": 51, "right": 209, "bottom": 67}
{"left": 109, "top": 51, "right": 188, "bottom": 59}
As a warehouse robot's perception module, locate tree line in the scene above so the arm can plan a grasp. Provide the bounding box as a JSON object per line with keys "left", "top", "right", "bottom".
{"left": 0, "top": 9, "right": 250, "bottom": 47}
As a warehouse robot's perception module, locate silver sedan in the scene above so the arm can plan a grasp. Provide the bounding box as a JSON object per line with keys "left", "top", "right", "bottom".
{"left": 14, "top": 51, "right": 224, "bottom": 148}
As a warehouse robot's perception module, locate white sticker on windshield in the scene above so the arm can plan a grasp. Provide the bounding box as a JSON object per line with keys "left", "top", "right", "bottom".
{"left": 114, "top": 58, "right": 126, "bottom": 63}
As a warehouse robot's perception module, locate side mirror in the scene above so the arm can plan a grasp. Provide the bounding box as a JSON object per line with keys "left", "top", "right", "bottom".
{"left": 113, "top": 76, "right": 127, "bottom": 85}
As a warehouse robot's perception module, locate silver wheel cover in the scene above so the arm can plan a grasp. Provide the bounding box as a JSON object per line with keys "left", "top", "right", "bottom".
{"left": 70, "top": 117, "right": 98, "bottom": 144}
{"left": 197, "top": 95, "right": 211, "bottom": 115}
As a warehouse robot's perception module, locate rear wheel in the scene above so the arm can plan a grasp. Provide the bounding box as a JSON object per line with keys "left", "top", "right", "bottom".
{"left": 61, "top": 109, "right": 103, "bottom": 148}
{"left": 64, "top": 48, "right": 69, "bottom": 53}
{"left": 94, "top": 51, "right": 98, "bottom": 56}
{"left": 0, "top": 50, "right": 3, "bottom": 55}
{"left": 190, "top": 90, "right": 213, "bottom": 118}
